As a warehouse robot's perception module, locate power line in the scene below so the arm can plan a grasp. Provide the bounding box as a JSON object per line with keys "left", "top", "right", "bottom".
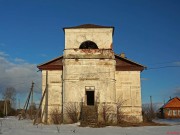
{"left": 0, "top": 81, "right": 41, "bottom": 93}
{"left": 146, "top": 65, "right": 180, "bottom": 70}
{"left": 34, "top": 83, "right": 42, "bottom": 91}
{"left": 147, "top": 61, "right": 180, "bottom": 65}
{"left": 0, "top": 82, "right": 27, "bottom": 90}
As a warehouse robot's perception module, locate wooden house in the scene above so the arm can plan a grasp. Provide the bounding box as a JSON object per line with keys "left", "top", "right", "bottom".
{"left": 160, "top": 97, "right": 180, "bottom": 118}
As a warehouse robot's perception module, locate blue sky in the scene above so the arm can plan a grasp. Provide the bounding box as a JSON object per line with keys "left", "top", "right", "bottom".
{"left": 0, "top": 0, "right": 180, "bottom": 106}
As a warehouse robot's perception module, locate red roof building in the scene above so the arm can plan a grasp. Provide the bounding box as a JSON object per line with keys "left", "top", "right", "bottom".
{"left": 160, "top": 97, "right": 180, "bottom": 118}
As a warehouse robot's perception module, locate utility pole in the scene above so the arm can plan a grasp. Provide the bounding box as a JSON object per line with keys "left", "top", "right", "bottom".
{"left": 61, "top": 74, "right": 64, "bottom": 123}
{"left": 31, "top": 81, "right": 34, "bottom": 106}
{"left": 33, "top": 71, "right": 49, "bottom": 125}
{"left": 30, "top": 81, "right": 34, "bottom": 119}
{"left": 19, "top": 99, "right": 20, "bottom": 109}
{"left": 150, "top": 96, "right": 153, "bottom": 112}
{"left": 45, "top": 71, "right": 48, "bottom": 123}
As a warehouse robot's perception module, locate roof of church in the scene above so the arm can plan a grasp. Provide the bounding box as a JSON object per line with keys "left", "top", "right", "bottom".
{"left": 63, "top": 24, "right": 114, "bottom": 29}
{"left": 63, "top": 24, "right": 115, "bottom": 35}
{"left": 37, "top": 56, "right": 63, "bottom": 70}
{"left": 114, "top": 54, "right": 146, "bottom": 68}
{"left": 37, "top": 54, "right": 146, "bottom": 71}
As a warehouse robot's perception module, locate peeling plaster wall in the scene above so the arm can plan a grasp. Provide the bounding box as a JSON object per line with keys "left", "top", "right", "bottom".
{"left": 115, "top": 71, "right": 143, "bottom": 122}
{"left": 64, "top": 49, "right": 115, "bottom": 59}
{"left": 64, "top": 28, "right": 113, "bottom": 49}
{"left": 41, "top": 70, "right": 62, "bottom": 123}
{"left": 63, "top": 27, "right": 116, "bottom": 107}
{"left": 63, "top": 59, "right": 116, "bottom": 104}
{"left": 62, "top": 27, "right": 116, "bottom": 123}
{"left": 62, "top": 58, "right": 116, "bottom": 123}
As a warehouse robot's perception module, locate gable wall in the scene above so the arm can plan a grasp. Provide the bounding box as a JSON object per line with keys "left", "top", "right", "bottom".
{"left": 115, "top": 71, "right": 142, "bottom": 122}
{"left": 41, "top": 70, "right": 63, "bottom": 123}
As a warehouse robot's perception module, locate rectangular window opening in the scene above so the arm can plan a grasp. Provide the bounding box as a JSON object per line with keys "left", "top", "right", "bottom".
{"left": 86, "top": 91, "right": 94, "bottom": 106}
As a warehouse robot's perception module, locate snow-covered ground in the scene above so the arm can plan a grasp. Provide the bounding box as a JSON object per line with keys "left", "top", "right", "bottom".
{"left": 154, "top": 118, "right": 180, "bottom": 125}
{"left": 0, "top": 117, "right": 180, "bottom": 135}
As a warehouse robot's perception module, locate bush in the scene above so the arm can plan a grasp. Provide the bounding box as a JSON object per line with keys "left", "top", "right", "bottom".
{"left": 8, "top": 108, "right": 17, "bottom": 116}
{"left": 117, "top": 99, "right": 126, "bottom": 124}
{"left": 65, "top": 102, "right": 80, "bottom": 123}
{"left": 0, "top": 111, "right": 4, "bottom": 118}
{"left": 142, "top": 104, "right": 156, "bottom": 122}
{"left": 50, "top": 108, "right": 62, "bottom": 124}
{"left": 101, "top": 103, "right": 113, "bottom": 124}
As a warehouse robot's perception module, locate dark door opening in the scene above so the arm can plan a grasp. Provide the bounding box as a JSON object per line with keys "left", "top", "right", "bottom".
{"left": 86, "top": 91, "right": 94, "bottom": 105}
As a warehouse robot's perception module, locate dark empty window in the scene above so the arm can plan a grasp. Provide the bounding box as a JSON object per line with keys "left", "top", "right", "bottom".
{"left": 79, "top": 41, "right": 98, "bottom": 49}
{"left": 86, "top": 91, "right": 94, "bottom": 105}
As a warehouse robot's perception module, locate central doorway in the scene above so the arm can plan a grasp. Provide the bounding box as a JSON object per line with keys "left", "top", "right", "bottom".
{"left": 86, "top": 91, "right": 94, "bottom": 105}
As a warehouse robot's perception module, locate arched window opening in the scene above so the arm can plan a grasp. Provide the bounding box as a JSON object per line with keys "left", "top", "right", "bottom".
{"left": 79, "top": 41, "right": 98, "bottom": 49}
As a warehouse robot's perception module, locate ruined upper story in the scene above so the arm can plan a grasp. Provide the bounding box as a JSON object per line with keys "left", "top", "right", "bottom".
{"left": 63, "top": 24, "right": 115, "bottom": 59}
{"left": 37, "top": 24, "right": 146, "bottom": 72}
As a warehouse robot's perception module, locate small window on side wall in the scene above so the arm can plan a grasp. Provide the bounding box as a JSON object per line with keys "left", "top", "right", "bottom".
{"left": 79, "top": 40, "right": 98, "bottom": 49}
{"left": 168, "top": 110, "right": 172, "bottom": 116}
{"left": 173, "top": 110, "right": 177, "bottom": 116}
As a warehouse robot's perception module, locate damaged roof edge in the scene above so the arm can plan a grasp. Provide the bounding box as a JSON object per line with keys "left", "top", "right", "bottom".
{"left": 37, "top": 54, "right": 146, "bottom": 71}
{"left": 115, "top": 54, "right": 147, "bottom": 70}
{"left": 63, "top": 24, "right": 115, "bottom": 35}
{"left": 63, "top": 24, "right": 114, "bottom": 29}
{"left": 37, "top": 56, "right": 63, "bottom": 68}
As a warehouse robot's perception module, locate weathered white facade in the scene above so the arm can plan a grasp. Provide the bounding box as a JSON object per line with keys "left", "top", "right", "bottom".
{"left": 38, "top": 24, "right": 145, "bottom": 124}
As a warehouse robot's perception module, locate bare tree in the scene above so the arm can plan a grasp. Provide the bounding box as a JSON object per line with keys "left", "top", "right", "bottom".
{"left": 2, "top": 87, "right": 16, "bottom": 109}
{"left": 65, "top": 102, "right": 80, "bottom": 123}
{"left": 142, "top": 104, "right": 156, "bottom": 122}
{"left": 117, "top": 99, "right": 126, "bottom": 124}
{"left": 101, "top": 102, "right": 113, "bottom": 124}
{"left": 50, "top": 108, "right": 62, "bottom": 124}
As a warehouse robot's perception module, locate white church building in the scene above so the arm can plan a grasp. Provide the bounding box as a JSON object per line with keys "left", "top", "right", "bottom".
{"left": 37, "top": 24, "right": 145, "bottom": 124}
